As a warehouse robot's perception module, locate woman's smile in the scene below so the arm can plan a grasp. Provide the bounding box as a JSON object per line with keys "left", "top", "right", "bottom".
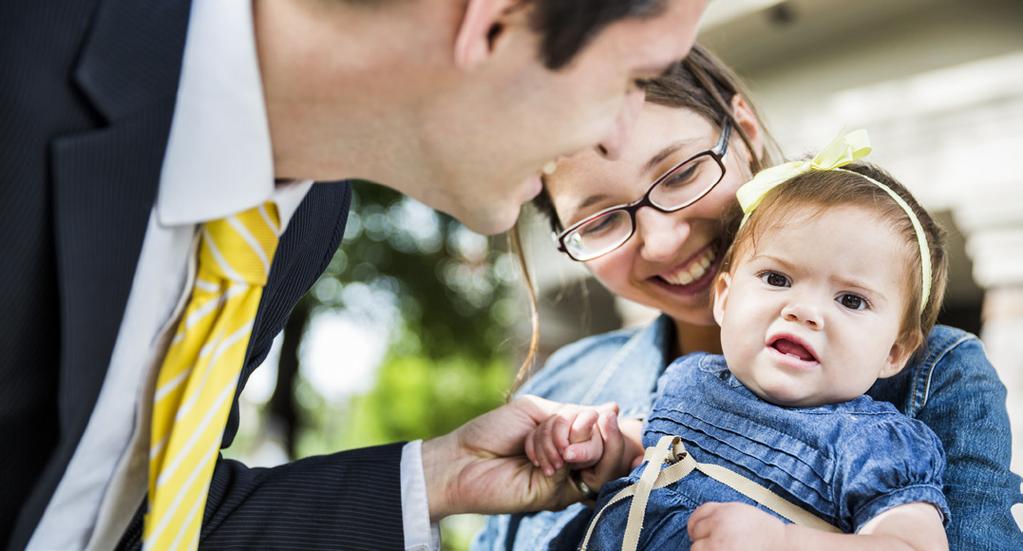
{"left": 647, "top": 239, "right": 722, "bottom": 297}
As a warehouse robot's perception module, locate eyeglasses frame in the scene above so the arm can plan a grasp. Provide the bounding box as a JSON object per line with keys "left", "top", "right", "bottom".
{"left": 555, "top": 119, "right": 733, "bottom": 262}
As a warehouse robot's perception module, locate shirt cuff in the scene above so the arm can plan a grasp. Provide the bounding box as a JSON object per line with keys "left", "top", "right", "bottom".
{"left": 401, "top": 440, "right": 441, "bottom": 551}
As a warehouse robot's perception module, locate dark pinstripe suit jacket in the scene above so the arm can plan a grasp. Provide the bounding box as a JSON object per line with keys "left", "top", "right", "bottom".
{"left": 0, "top": 0, "right": 405, "bottom": 548}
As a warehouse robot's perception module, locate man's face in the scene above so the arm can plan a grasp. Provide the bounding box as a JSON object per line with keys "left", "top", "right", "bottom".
{"left": 420, "top": 0, "right": 707, "bottom": 235}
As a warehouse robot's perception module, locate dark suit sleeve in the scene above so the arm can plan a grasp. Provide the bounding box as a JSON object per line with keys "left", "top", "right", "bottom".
{"left": 117, "top": 444, "right": 407, "bottom": 551}
{"left": 201, "top": 444, "right": 407, "bottom": 550}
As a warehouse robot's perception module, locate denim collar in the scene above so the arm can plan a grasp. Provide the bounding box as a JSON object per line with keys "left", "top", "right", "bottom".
{"left": 579, "top": 314, "right": 676, "bottom": 415}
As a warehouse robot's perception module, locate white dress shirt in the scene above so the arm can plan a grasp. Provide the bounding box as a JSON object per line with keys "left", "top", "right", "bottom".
{"left": 28, "top": 1, "right": 435, "bottom": 549}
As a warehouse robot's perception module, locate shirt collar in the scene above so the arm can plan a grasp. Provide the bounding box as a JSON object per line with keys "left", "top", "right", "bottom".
{"left": 579, "top": 314, "right": 675, "bottom": 409}
{"left": 157, "top": 0, "right": 281, "bottom": 227}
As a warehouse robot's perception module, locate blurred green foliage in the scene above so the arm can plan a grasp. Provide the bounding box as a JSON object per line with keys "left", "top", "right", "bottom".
{"left": 294, "top": 330, "right": 513, "bottom": 456}
{"left": 292, "top": 180, "right": 523, "bottom": 444}
{"left": 311, "top": 181, "right": 525, "bottom": 361}
{"left": 246, "top": 181, "right": 524, "bottom": 550}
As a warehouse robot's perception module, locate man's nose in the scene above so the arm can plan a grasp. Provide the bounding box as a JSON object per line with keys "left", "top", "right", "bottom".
{"left": 595, "top": 88, "right": 645, "bottom": 161}
{"left": 781, "top": 300, "right": 825, "bottom": 330}
{"left": 635, "top": 207, "right": 690, "bottom": 264}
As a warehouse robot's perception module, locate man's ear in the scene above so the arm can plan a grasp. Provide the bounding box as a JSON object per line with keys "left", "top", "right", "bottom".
{"left": 712, "top": 272, "right": 732, "bottom": 327}
{"left": 731, "top": 94, "right": 766, "bottom": 165}
{"left": 880, "top": 332, "right": 919, "bottom": 378}
{"left": 454, "top": 0, "right": 522, "bottom": 69}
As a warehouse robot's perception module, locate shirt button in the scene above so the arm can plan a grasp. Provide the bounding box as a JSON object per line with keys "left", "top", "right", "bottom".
{"left": 719, "top": 371, "right": 730, "bottom": 380}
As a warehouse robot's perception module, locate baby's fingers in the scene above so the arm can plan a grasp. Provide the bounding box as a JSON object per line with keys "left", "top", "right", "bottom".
{"left": 568, "top": 409, "right": 598, "bottom": 444}
{"left": 687, "top": 502, "right": 724, "bottom": 541}
{"left": 551, "top": 410, "right": 580, "bottom": 452}
{"left": 525, "top": 427, "right": 538, "bottom": 466}
{"left": 542, "top": 415, "right": 570, "bottom": 472}
{"left": 583, "top": 412, "right": 625, "bottom": 486}
{"left": 563, "top": 427, "right": 603, "bottom": 467}
{"left": 531, "top": 418, "right": 559, "bottom": 476}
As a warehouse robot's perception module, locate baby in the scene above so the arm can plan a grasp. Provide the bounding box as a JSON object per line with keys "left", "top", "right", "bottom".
{"left": 527, "top": 132, "right": 951, "bottom": 550}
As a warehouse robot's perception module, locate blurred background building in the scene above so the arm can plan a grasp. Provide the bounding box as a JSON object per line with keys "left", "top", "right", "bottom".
{"left": 231, "top": 0, "right": 1023, "bottom": 548}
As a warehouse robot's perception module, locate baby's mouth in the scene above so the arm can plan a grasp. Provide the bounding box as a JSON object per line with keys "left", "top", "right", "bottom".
{"left": 767, "top": 335, "right": 820, "bottom": 364}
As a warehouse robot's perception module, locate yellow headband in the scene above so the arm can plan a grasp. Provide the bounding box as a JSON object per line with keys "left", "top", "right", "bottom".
{"left": 735, "top": 129, "right": 932, "bottom": 314}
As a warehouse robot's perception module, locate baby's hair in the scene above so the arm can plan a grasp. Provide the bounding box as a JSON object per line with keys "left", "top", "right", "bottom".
{"left": 719, "top": 162, "right": 948, "bottom": 356}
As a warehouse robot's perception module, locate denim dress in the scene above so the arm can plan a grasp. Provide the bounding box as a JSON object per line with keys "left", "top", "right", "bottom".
{"left": 582, "top": 353, "right": 951, "bottom": 550}
{"left": 473, "top": 318, "right": 1023, "bottom": 551}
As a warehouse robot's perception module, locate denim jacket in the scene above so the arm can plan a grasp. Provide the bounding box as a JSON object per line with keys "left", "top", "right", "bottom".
{"left": 474, "top": 317, "right": 1023, "bottom": 550}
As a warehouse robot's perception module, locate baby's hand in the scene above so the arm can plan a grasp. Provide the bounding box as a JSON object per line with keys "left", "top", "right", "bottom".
{"left": 524, "top": 403, "right": 617, "bottom": 476}
{"left": 574, "top": 412, "right": 644, "bottom": 493}
{"left": 688, "top": 502, "right": 786, "bottom": 551}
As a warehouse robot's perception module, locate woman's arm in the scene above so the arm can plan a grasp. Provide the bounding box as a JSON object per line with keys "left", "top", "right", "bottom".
{"left": 904, "top": 330, "right": 1023, "bottom": 547}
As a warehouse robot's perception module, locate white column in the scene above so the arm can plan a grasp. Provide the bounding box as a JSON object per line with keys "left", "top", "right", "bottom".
{"left": 955, "top": 186, "right": 1023, "bottom": 530}
{"left": 954, "top": 186, "right": 1023, "bottom": 476}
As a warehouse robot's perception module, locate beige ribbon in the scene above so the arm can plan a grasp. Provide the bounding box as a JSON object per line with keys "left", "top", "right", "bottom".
{"left": 580, "top": 436, "right": 840, "bottom": 550}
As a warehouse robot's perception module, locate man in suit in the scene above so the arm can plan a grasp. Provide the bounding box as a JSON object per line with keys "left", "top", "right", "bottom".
{"left": 0, "top": 0, "right": 706, "bottom": 548}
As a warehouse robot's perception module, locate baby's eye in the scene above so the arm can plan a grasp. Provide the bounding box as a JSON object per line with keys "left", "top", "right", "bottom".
{"left": 758, "top": 271, "right": 790, "bottom": 288}
{"left": 837, "top": 293, "right": 868, "bottom": 311}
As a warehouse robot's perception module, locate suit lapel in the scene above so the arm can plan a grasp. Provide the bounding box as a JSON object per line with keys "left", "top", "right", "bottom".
{"left": 8, "top": 0, "right": 192, "bottom": 548}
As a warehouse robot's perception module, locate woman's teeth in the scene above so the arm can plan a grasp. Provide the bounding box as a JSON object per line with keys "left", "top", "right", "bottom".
{"left": 660, "top": 247, "right": 717, "bottom": 286}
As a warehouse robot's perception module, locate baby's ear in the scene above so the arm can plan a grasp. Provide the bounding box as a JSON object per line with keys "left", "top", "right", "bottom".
{"left": 712, "top": 272, "right": 732, "bottom": 327}
{"left": 880, "top": 331, "right": 921, "bottom": 378}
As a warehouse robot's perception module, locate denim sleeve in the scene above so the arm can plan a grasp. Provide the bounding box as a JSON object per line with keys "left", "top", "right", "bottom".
{"left": 834, "top": 416, "right": 950, "bottom": 532}
{"left": 911, "top": 336, "right": 1023, "bottom": 549}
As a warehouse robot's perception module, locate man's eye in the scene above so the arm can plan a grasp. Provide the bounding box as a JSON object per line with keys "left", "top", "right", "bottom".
{"left": 758, "top": 271, "right": 790, "bottom": 287}
{"left": 837, "top": 293, "right": 868, "bottom": 311}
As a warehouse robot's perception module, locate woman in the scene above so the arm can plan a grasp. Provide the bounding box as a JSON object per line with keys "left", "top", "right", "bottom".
{"left": 475, "top": 45, "right": 1021, "bottom": 550}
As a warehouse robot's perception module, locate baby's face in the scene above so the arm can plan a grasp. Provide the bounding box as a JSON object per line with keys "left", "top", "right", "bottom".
{"left": 713, "top": 204, "right": 915, "bottom": 407}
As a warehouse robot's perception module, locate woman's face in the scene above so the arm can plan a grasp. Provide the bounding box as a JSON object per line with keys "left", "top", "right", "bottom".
{"left": 545, "top": 103, "right": 759, "bottom": 326}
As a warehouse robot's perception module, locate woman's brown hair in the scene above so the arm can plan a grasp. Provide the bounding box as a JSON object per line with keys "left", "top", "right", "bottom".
{"left": 509, "top": 43, "right": 779, "bottom": 394}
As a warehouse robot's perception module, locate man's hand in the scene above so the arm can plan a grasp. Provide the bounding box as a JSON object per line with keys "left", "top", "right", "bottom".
{"left": 421, "top": 395, "right": 619, "bottom": 521}
{"left": 524, "top": 402, "right": 616, "bottom": 475}
{"left": 688, "top": 502, "right": 786, "bottom": 551}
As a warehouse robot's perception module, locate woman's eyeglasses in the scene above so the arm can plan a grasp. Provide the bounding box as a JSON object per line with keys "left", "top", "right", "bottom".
{"left": 555, "top": 120, "right": 732, "bottom": 262}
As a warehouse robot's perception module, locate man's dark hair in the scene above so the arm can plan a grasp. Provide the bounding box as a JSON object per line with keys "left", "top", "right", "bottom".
{"left": 531, "top": 0, "right": 668, "bottom": 70}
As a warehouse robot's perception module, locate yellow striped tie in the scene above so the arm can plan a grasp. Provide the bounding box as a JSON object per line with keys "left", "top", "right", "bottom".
{"left": 144, "top": 202, "right": 280, "bottom": 550}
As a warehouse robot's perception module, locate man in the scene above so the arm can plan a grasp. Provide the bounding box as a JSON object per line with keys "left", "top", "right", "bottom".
{"left": 0, "top": 0, "right": 705, "bottom": 548}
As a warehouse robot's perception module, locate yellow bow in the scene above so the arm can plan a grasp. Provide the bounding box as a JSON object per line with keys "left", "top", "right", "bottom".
{"left": 734, "top": 129, "right": 932, "bottom": 314}
{"left": 736, "top": 129, "right": 871, "bottom": 225}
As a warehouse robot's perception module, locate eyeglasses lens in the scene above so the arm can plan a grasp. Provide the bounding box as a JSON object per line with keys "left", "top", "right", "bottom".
{"left": 649, "top": 154, "right": 722, "bottom": 210}
{"left": 565, "top": 155, "right": 722, "bottom": 261}
{"left": 566, "top": 210, "right": 632, "bottom": 261}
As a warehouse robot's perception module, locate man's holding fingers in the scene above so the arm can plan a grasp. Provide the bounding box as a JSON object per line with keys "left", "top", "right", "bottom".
{"left": 523, "top": 401, "right": 646, "bottom": 501}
